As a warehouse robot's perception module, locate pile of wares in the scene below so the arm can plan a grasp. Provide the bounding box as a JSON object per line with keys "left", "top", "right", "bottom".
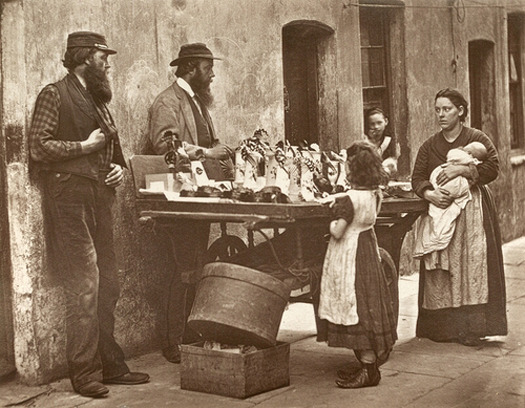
{"left": 231, "top": 129, "right": 349, "bottom": 202}
{"left": 163, "top": 129, "right": 408, "bottom": 203}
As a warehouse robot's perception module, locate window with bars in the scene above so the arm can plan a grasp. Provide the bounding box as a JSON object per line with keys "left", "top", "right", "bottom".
{"left": 508, "top": 14, "right": 524, "bottom": 150}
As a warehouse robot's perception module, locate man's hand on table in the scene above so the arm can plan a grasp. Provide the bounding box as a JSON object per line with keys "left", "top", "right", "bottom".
{"left": 204, "top": 144, "right": 233, "bottom": 160}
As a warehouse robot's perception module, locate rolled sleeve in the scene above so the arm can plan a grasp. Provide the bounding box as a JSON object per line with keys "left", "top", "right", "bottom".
{"left": 331, "top": 195, "right": 354, "bottom": 223}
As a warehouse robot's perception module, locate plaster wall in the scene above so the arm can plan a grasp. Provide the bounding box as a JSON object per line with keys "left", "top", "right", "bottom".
{"left": 403, "top": 0, "right": 518, "bottom": 240}
{"left": 1, "top": 0, "right": 50, "bottom": 384}
{"left": 510, "top": 161, "right": 525, "bottom": 236}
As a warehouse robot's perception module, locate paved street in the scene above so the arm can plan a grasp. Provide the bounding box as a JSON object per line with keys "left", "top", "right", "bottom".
{"left": 1, "top": 237, "right": 524, "bottom": 408}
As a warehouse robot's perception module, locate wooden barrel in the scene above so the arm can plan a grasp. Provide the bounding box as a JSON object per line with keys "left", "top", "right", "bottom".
{"left": 188, "top": 262, "right": 291, "bottom": 348}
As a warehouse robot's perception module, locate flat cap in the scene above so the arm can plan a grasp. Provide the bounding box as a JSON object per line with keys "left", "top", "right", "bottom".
{"left": 67, "top": 31, "right": 117, "bottom": 54}
{"left": 170, "top": 43, "right": 221, "bottom": 66}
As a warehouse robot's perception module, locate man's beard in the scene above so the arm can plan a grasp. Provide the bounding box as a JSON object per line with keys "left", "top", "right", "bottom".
{"left": 84, "top": 65, "right": 112, "bottom": 104}
{"left": 190, "top": 73, "right": 214, "bottom": 109}
{"left": 194, "top": 87, "right": 214, "bottom": 109}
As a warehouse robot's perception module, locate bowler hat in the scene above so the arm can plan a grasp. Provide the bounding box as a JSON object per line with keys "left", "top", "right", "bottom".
{"left": 169, "top": 43, "right": 221, "bottom": 66}
{"left": 67, "top": 31, "right": 117, "bottom": 54}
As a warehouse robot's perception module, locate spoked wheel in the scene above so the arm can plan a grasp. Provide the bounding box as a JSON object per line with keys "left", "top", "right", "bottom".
{"left": 379, "top": 247, "right": 399, "bottom": 325}
{"left": 205, "top": 235, "right": 248, "bottom": 263}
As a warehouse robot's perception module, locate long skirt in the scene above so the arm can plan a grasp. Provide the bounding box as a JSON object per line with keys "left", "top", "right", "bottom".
{"left": 416, "top": 185, "right": 508, "bottom": 341}
{"left": 317, "top": 229, "right": 398, "bottom": 354}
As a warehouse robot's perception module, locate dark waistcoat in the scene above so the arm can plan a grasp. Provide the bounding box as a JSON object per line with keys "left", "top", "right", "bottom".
{"left": 187, "top": 94, "right": 213, "bottom": 148}
{"left": 46, "top": 74, "right": 126, "bottom": 179}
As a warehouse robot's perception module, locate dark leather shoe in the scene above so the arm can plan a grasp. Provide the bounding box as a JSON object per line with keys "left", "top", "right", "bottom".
{"left": 336, "top": 363, "right": 381, "bottom": 389}
{"left": 103, "top": 372, "right": 150, "bottom": 385}
{"left": 75, "top": 381, "right": 109, "bottom": 398}
{"left": 338, "top": 350, "right": 391, "bottom": 380}
{"left": 337, "top": 363, "right": 361, "bottom": 380}
{"left": 162, "top": 345, "right": 181, "bottom": 364}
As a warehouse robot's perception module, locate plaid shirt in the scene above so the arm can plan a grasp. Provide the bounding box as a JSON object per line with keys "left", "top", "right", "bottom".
{"left": 29, "top": 79, "right": 114, "bottom": 169}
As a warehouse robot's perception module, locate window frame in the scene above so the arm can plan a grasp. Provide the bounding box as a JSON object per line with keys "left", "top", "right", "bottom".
{"left": 360, "top": 7, "right": 392, "bottom": 115}
{"left": 508, "top": 13, "right": 525, "bottom": 152}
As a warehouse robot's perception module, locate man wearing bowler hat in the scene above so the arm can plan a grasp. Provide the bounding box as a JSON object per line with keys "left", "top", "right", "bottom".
{"left": 145, "top": 42, "right": 234, "bottom": 364}
{"left": 29, "top": 31, "right": 149, "bottom": 398}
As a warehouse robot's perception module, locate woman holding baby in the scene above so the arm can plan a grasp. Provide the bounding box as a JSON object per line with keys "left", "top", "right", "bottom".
{"left": 411, "top": 88, "right": 507, "bottom": 346}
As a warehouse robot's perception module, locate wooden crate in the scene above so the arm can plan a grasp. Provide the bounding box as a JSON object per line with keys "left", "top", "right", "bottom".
{"left": 180, "top": 341, "right": 290, "bottom": 399}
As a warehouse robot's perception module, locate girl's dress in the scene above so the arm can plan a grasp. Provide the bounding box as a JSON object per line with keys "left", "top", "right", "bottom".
{"left": 364, "top": 131, "right": 396, "bottom": 161}
{"left": 318, "top": 189, "right": 397, "bottom": 353}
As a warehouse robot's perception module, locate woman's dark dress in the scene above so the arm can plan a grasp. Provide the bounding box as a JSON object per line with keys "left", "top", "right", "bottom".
{"left": 411, "top": 126, "right": 507, "bottom": 341}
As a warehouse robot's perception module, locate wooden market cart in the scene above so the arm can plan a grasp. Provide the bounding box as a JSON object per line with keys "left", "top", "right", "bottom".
{"left": 130, "top": 155, "right": 427, "bottom": 332}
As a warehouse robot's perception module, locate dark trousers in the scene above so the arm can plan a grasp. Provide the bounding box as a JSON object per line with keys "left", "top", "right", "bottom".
{"left": 164, "top": 221, "right": 210, "bottom": 348}
{"left": 43, "top": 171, "right": 129, "bottom": 390}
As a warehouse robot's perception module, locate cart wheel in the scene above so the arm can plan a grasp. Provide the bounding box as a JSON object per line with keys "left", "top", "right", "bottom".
{"left": 206, "top": 235, "right": 248, "bottom": 263}
{"left": 379, "top": 247, "right": 399, "bottom": 325}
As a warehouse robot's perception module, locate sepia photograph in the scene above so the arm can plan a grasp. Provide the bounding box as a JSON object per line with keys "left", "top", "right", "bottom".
{"left": 0, "top": 0, "right": 523, "bottom": 406}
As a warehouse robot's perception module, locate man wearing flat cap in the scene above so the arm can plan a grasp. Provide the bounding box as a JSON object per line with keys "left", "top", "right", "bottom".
{"left": 145, "top": 42, "right": 234, "bottom": 364}
{"left": 29, "top": 31, "right": 149, "bottom": 398}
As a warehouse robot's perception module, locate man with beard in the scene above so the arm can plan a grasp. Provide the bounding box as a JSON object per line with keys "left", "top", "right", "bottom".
{"left": 145, "top": 43, "right": 233, "bottom": 364}
{"left": 29, "top": 31, "right": 149, "bottom": 398}
{"left": 146, "top": 42, "right": 233, "bottom": 175}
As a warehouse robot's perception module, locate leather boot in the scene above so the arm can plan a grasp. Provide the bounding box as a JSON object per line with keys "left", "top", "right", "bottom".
{"left": 338, "top": 349, "right": 391, "bottom": 380}
{"left": 162, "top": 344, "right": 181, "bottom": 363}
{"left": 337, "top": 363, "right": 362, "bottom": 380}
{"left": 336, "top": 362, "right": 381, "bottom": 388}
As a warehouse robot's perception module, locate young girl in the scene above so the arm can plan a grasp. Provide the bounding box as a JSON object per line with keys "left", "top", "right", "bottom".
{"left": 364, "top": 108, "right": 393, "bottom": 159}
{"left": 364, "top": 107, "right": 398, "bottom": 177}
{"left": 318, "top": 141, "right": 397, "bottom": 389}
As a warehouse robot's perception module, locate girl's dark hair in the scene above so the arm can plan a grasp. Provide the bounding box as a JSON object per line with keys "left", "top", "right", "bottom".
{"left": 175, "top": 58, "right": 200, "bottom": 77}
{"left": 435, "top": 88, "right": 469, "bottom": 122}
{"left": 346, "top": 141, "right": 389, "bottom": 188}
{"left": 365, "top": 107, "right": 388, "bottom": 120}
{"left": 62, "top": 47, "right": 97, "bottom": 71}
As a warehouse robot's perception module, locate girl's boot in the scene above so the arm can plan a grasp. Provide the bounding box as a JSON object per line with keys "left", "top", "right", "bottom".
{"left": 337, "top": 362, "right": 362, "bottom": 380}
{"left": 335, "top": 361, "right": 381, "bottom": 388}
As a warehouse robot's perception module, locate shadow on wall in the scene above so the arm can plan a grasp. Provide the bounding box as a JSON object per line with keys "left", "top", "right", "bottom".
{"left": 122, "top": 59, "right": 165, "bottom": 155}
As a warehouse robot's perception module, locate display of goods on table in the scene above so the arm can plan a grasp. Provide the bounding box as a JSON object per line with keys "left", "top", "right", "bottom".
{"left": 233, "top": 129, "right": 347, "bottom": 202}
{"left": 145, "top": 128, "right": 361, "bottom": 203}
